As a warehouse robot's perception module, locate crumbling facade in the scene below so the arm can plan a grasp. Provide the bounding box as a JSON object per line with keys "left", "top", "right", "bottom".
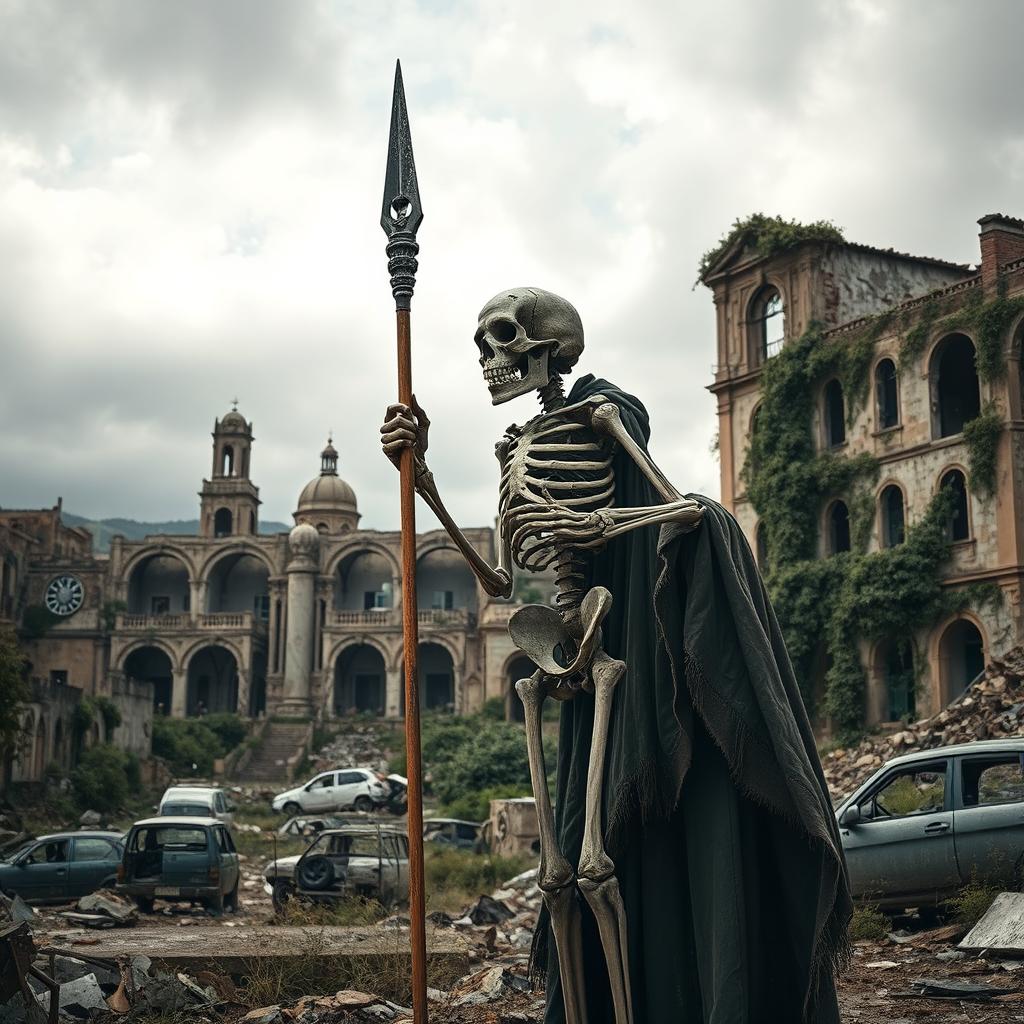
{"left": 705, "top": 213, "right": 1024, "bottom": 729}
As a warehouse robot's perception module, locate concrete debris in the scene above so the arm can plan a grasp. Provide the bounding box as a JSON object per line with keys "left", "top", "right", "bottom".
{"left": 452, "top": 965, "right": 532, "bottom": 1006}
{"left": 0, "top": 894, "right": 35, "bottom": 925}
{"left": 35, "top": 973, "right": 109, "bottom": 1019}
{"left": 904, "top": 976, "right": 1015, "bottom": 999}
{"left": 75, "top": 891, "right": 137, "bottom": 926}
{"left": 824, "top": 646, "right": 1024, "bottom": 801}
{"left": 77, "top": 811, "right": 102, "bottom": 827}
{"left": 468, "top": 895, "right": 516, "bottom": 926}
{"left": 313, "top": 726, "right": 392, "bottom": 776}
{"left": 959, "top": 891, "right": 1024, "bottom": 955}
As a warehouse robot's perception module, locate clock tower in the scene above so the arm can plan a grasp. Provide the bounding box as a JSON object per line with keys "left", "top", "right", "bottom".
{"left": 199, "top": 402, "right": 261, "bottom": 538}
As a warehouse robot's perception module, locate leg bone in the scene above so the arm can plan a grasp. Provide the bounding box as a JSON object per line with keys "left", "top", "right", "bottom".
{"left": 517, "top": 672, "right": 586, "bottom": 1024}
{"left": 577, "top": 652, "right": 633, "bottom": 1024}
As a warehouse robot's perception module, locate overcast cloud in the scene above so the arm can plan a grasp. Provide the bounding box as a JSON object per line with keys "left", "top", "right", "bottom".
{"left": 1, "top": 0, "right": 1022, "bottom": 531}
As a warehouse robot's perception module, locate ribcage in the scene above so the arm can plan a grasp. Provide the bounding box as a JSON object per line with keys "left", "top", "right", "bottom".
{"left": 499, "top": 418, "right": 615, "bottom": 610}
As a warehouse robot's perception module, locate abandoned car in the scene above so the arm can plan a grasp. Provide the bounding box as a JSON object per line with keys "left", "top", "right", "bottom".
{"left": 263, "top": 825, "right": 409, "bottom": 909}
{"left": 0, "top": 831, "right": 124, "bottom": 903}
{"left": 837, "top": 740, "right": 1024, "bottom": 911}
{"left": 117, "top": 817, "right": 241, "bottom": 914}
{"left": 423, "top": 818, "right": 481, "bottom": 850}
{"left": 158, "top": 785, "right": 235, "bottom": 826}
{"left": 270, "top": 768, "right": 390, "bottom": 815}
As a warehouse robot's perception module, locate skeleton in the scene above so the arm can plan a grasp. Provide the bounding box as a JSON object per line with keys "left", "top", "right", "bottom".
{"left": 381, "top": 287, "right": 703, "bottom": 1024}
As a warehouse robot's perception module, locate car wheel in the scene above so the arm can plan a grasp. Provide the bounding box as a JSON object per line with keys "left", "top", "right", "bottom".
{"left": 354, "top": 795, "right": 373, "bottom": 813}
{"left": 134, "top": 896, "right": 155, "bottom": 914}
{"left": 297, "top": 855, "right": 335, "bottom": 891}
{"left": 204, "top": 890, "right": 225, "bottom": 915}
{"left": 271, "top": 881, "right": 293, "bottom": 913}
{"left": 283, "top": 801, "right": 302, "bottom": 816}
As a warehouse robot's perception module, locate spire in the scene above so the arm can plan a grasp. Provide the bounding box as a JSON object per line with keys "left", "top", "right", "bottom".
{"left": 320, "top": 435, "right": 339, "bottom": 476}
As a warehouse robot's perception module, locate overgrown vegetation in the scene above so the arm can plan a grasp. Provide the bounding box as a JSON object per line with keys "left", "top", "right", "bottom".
{"left": 152, "top": 712, "right": 248, "bottom": 776}
{"left": 20, "top": 604, "right": 58, "bottom": 639}
{"left": 425, "top": 846, "right": 533, "bottom": 914}
{"left": 963, "top": 402, "right": 1003, "bottom": 496}
{"left": 70, "top": 743, "right": 142, "bottom": 813}
{"left": 698, "top": 213, "right": 844, "bottom": 282}
{"left": 0, "top": 627, "right": 30, "bottom": 759}
{"left": 747, "top": 317, "right": 1002, "bottom": 737}
{"left": 389, "top": 709, "right": 553, "bottom": 821}
{"left": 948, "top": 878, "right": 1000, "bottom": 927}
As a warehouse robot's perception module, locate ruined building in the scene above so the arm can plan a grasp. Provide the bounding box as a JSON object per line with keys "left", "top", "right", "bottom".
{"left": 2, "top": 408, "right": 534, "bottom": 781}
{"left": 703, "top": 213, "right": 1024, "bottom": 730}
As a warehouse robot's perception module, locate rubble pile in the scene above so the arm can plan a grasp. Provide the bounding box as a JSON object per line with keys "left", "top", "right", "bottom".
{"left": 822, "top": 646, "right": 1024, "bottom": 801}
{"left": 312, "top": 724, "right": 397, "bottom": 775}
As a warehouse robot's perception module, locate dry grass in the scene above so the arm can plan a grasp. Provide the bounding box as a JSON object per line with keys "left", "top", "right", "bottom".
{"left": 948, "top": 879, "right": 1000, "bottom": 927}
{"left": 424, "top": 846, "right": 533, "bottom": 915}
{"left": 239, "top": 925, "right": 466, "bottom": 1008}
{"left": 274, "top": 895, "right": 389, "bottom": 927}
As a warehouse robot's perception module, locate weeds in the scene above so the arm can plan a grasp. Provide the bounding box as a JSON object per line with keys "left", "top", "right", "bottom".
{"left": 424, "top": 846, "right": 533, "bottom": 914}
{"left": 849, "top": 905, "right": 889, "bottom": 941}
{"left": 949, "top": 879, "right": 1000, "bottom": 927}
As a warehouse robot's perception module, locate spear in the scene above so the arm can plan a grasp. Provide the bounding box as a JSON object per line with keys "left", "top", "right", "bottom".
{"left": 381, "top": 60, "right": 428, "bottom": 1023}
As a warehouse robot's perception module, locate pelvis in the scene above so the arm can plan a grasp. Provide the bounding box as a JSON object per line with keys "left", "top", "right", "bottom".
{"left": 508, "top": 586, "right": 612, "bottom": 697}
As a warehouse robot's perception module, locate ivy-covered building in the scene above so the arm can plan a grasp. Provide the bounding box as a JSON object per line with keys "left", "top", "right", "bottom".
{"left": 703, "top": 213, "right": 1024, "bottom": 735}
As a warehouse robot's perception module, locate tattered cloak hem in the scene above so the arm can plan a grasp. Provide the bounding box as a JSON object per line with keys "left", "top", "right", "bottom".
{"left": 535, "top": 376, "right": 852, "bottom": 1024}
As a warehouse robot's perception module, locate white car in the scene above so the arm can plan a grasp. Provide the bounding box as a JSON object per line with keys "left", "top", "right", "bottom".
{"left": 158, "top": 786, "right": 235, "bottom": 827}
{"left": 271, "top": 769, "right": 388, "bottom": 816}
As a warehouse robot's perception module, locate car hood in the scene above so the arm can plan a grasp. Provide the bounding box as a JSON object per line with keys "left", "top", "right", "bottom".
{"left": 272, "top": 787, "right": 302, "bottom": 804}
{"left": 264, "top": 855, "right": 300, "bottom": 880}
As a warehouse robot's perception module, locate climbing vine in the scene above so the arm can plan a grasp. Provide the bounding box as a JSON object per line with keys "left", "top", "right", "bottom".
{"left": 963, "top": 403, "right": 1003, "bottom": 497}
{"left": 697, "top": 213, "right": 844, "bottom": 282}
{"left": 747, "top": 321, "right": 1000, "bottom": 738}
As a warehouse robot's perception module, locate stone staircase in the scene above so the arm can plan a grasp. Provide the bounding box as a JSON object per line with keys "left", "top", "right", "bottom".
{"left": 233, "top": 721, "right": 311, "bottom": 784}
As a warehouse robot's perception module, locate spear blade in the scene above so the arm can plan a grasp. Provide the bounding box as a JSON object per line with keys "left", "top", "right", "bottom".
{"left": 381, "top": 60, "right": 424, "bottom": 241}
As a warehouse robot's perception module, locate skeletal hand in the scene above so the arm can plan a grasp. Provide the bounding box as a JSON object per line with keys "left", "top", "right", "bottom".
{"left": 380, "top": 396, "right": 430, "bottom": 471}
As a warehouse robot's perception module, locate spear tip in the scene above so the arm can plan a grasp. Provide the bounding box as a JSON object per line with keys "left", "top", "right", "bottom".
{"left": 381, "top": 59, "right": 423, "bottom": 239}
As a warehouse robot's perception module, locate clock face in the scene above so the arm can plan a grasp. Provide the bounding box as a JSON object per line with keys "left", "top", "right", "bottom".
{"left": 45, "top": 575, "right": 84, "bottom": 617}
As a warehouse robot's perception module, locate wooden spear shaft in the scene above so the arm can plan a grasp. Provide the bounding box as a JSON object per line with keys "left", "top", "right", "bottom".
{"left": 396, "top": 307, "right": 428, "bottom": 1022}
{"left": 381, "top": 59, "right": 428, "bottom": 1023}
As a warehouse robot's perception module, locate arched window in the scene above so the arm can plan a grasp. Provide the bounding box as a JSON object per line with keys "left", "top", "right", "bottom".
{"left": 214, "top": 508, "right": 233, "bottom": 538}
{"left": 875, "top": 359, "right": 899, "bottom": 429}
{"left": 938, "top": 619, "right": 985, "bottom": 704}
{"left": 933, "top": 334, "right": 980, "bottom": 438}
{"left": 824, "top": 379, "right": 846, "bottom": 448}
{"left": 221, "top": 445, "right": 235, "bottom": 477}
{"left": 755, "top": 522, "right": 769, "bottom": 570}
{"left": 879, "top": 485, "right": 905, "bottom": 548}
{"left": 883, "top": 640, "right": 915, "bottom": 721}
{"left": 749, "top": 287, "right": 785, "bottom": 363}
{"left": 828, "top": 501, "right": 851, "bottom": 554}
{"left": 940, "top": 469, "right": 969, "bottom": 541}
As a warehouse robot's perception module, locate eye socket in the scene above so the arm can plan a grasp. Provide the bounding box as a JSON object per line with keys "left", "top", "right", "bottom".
{"left": 489, "top": 320, "right": 518, "bottom": 344}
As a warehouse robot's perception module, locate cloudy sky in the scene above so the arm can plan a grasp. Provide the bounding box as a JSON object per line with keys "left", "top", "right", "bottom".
{"left": 1, "top": 0, "right": 1022, "bottom": 532}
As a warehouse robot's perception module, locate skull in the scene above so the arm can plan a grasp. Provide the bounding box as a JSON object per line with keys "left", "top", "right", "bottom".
{"left": 474, "top": 287, "right": 584, "bottom": 405}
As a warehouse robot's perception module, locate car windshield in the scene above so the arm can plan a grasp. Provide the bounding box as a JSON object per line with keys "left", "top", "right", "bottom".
{"left": 5, "top": 840, "right": 36, "bottom": 863}
{"left": 131, "top": 826, "right": 208, "bottom": 851}
{"left": 161, "top": 803, "right": 210, "bottom": 816}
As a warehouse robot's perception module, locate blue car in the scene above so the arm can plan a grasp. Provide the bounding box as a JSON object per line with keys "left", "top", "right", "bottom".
{"left": 0, "top": 831, "right": 125, "bottom": 903}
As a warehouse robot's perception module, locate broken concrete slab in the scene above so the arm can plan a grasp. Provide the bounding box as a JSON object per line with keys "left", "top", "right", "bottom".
{"left": 959, "top": 891, "right": 1024, "bottom": 956}
{"left": 76, "top": 891, "right": 136, "bottom": 925}
{"left": 35, "top": 972, "right": 109, "bottom": 1018}
{"left": 903, "top": 977, "right": 1016, "bottom": 1000}
{"left": 45, "top": 925, "right": 472, "bottom": 980}
{"left": 0, "top": 893, "right": 35, "bottom": 925}
{"left": 467, "top": 895, "right": 515, "bottom": 926}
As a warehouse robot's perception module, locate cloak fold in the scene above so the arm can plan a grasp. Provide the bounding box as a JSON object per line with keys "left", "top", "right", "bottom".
{"left": 535, "top": 375, "right": 851, "bottom": 1024}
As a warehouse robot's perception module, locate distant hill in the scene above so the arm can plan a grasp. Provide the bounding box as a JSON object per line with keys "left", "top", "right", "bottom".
{"left": 61, "top": 512, "right": 291, "bottom": 553}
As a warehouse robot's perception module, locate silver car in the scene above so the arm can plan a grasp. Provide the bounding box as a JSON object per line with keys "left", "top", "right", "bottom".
{"left": 836, "top": 739, "right": 1024, "bottom": 911}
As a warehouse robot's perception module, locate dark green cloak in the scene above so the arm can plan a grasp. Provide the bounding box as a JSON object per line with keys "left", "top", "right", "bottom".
{"left": 537, "top": 375, "right": 851, "bottom": 1024}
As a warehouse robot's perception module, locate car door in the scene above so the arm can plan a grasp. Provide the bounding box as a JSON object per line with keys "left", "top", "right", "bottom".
{"left": 953, "top": 752, "right": 1024, "bottom": 886}
{"left": 335, "top": 771, "right": 363, "bottom": 809}
{"left": 303, "top": 773, "right": 338, "bottom": 811}
{"left": 379, "top": 835, "right": 401, "bottom": 902}
{"left": 16, "top": 839, "right": 71, "bottom": 901}
{"left": 841, "top": 758, "right": 959, "bottom": 901}
{"left": 68, "top": 837, "right": 120, "bottom": 897}
{"left": 214, "top": 827, "right": 239, "bottom": 895}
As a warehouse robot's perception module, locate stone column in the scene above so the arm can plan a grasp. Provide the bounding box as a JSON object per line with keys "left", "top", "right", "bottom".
{"left": 385, "top": 667, "right": 402, "bottom": 718}
{"left": 280, "top": 524, "right": 319, "bottom": 716}
{"left": 171, "top": 668, "right": 188, "bottom": 718}
{"left": 189, "top": 579, "right": 207, "bottom": 622}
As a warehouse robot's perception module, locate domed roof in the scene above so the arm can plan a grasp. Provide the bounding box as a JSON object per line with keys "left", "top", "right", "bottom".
{"left": 295, "top": 437, "right": 358, "bottom": 516}
{"left": 218, "top": 402, "right": 249, "bottom": 433}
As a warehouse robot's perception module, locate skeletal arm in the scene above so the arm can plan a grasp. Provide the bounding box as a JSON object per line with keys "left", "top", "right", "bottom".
{"left": 380, "top": 401, "right": 513, "bottom": 598}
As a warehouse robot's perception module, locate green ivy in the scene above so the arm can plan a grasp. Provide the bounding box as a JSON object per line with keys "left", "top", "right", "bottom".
{"left": 698, "top": 213, "right": 844, "bottom": 282}
{"left": 963, "top": 403, "right": 1003, "bottom": 497}
{"left": 746, "top": 323, "right": 999, "bottom": 738}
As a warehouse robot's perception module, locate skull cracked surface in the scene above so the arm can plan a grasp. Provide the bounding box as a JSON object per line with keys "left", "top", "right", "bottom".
{"left": 475, "top": 287, "right": 584, "bottom": 404}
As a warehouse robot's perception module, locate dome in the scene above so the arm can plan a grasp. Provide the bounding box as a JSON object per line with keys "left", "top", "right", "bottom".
{"left": 219, "top": 409, "right": 248, "bottom": 432}
{"left": 294, "top": 436, "right": 360, "bottom": 531}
